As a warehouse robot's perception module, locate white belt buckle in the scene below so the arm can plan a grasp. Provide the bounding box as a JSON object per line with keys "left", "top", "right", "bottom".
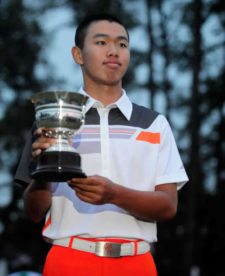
{"left": 95, "top": 241, "right": 122, "bottom": 257}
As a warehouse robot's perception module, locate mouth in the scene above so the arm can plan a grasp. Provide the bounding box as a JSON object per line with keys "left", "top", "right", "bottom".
{"left": 103, "top": 61, "right": 121, "bottom": 69}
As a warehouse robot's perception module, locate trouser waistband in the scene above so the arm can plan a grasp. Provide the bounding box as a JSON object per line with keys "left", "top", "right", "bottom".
{"left": 53, "top": 237, "right": 150, "bottom": 258}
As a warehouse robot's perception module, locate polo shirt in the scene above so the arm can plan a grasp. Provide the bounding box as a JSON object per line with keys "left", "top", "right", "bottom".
{"left": 15, "top": 89, "right": 188, "bottom": 243}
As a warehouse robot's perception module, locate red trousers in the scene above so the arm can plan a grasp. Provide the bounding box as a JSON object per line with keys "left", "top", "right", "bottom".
{"left": 43, "top": 243, "right": 157, "bottom": 276}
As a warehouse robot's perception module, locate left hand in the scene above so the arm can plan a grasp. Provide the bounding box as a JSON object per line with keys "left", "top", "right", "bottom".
{"left": 68, "top": 175, "right": 119, "bottom": 205}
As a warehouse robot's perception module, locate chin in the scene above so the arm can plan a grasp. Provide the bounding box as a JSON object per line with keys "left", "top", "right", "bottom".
{"left": 101, "top": 78, "right": 122, "bottom": 86}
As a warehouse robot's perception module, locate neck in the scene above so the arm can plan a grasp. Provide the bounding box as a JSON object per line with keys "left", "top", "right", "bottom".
{"left": 83, "top": 82, "right": 123, "bottom": 106}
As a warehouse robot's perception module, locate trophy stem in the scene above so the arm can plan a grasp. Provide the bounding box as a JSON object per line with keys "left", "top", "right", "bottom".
{"left": 32, "top": 151, "right": 86, "bottom": 182}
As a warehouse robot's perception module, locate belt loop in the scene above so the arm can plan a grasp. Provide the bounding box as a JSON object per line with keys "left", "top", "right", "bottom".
{"left": 68, "top": 236, "right": 75, "bottom": 249}
{"left": 133, "top": 240, "right": 138, "bottom": 255}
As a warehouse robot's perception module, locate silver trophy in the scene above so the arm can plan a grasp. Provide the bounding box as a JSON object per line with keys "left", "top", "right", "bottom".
{"left": 31, "top": 91, "right": 89, "bottom": 182}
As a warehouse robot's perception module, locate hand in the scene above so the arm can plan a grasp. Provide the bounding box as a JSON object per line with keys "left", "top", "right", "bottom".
{"left": 32, "top": 128, "right": 57, "bottom": 159}
{"left": 68, "top": 175, "right": 119, "bottom": 205}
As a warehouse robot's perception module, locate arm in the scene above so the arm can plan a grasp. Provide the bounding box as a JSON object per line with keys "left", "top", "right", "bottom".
{"left": 68, "top": 176, "right": 177, "bottom": 222}
{"left": 23, "top": 128, "right": 56, "bottom": 223}
{"left": 24, "top": 180, "right": 52, "bottom": 223}
{"left": 112, "top": 182, "right": 177, "bottom": 221}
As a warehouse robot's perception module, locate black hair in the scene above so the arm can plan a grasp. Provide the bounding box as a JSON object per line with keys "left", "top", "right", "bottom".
{"left": 75, "top": 13, "right": 129, "bottom": 49}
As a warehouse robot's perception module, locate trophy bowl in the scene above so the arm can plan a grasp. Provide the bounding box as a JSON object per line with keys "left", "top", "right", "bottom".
{"left": 31, "top": 91, "right": 89, "bottom": 182}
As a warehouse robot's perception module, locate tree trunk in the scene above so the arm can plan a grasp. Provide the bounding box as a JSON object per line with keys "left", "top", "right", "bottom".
{"left": 183, "top": 0, "right": 203, "bottom": 275}
{"left": 157, "top": 0, "right": 171, "bottom": 120}
{"left": 145, "top": 0, "right": 156, "bottom": 109}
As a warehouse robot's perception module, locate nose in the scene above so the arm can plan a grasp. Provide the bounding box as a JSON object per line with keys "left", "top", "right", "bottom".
{"left": 107, "top": 43, "right": 118, "bottom": 57}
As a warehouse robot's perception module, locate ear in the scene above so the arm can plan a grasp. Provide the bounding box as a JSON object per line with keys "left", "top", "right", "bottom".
{"left": 71, "top": 46, "right": 83, "bottom": 65}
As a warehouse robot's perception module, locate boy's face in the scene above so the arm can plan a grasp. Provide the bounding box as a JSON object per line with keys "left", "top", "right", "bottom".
{"left": 75, "top": 20, "right": 130, "bottom": 87}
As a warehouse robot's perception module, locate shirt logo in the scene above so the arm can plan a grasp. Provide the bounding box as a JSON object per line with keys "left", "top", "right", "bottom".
{"left": 136, "top": 131, "right": 160, "bottom": 144}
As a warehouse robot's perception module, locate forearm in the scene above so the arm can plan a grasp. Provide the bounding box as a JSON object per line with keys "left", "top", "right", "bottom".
{"left": 111, "top": 183, "right": 178, "bottom": 221}
{"left": 24, "top": 180, "right": 52, "bottom": 223}
{"left": 68, "top": 176, "right": 177, "bottom": 222}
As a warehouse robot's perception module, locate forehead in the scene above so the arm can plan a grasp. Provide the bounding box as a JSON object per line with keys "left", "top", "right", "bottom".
{"left": 85, "top": 20, "right": 128, "bottom": 40}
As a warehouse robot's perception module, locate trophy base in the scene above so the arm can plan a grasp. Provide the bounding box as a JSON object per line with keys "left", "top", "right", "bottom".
{"left": 31, "top": 151, "right": 86, "bottom": 182}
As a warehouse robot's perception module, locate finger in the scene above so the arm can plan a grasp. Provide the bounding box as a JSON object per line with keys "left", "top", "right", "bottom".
{"left": 32, "top": 149, "right": 42, "bottom": 158}
{"left": 68, "top": 179, "right": 87, "bottom": 186}
{"left": 76, "top": 192, "right": 92, "bottom": 203}
{"left": 75, "top": 190, "right": 98, "bottom": 204}
{"left": 33, "top": 127, "right": 44, "bottom": 137}
{"left": 70, "top": 177, "right": 96, "bottom": 184}
{"left": 68, "top": 139, "right": 73, "bottom": 145}
{"left": 32, "top": 141, "right": 51, "bottom": 151}
{"left": 68, "top": 183, "right": 97, "bottom": 193}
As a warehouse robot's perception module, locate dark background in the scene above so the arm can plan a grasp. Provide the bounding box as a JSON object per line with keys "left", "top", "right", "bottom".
{"left": 0, "top": 0, "right": 225, "bottom": 275}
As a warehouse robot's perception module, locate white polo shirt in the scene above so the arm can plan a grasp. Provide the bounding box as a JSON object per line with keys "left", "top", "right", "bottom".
{"left": 40, "top": 89, "right": 188, "bottom": 243}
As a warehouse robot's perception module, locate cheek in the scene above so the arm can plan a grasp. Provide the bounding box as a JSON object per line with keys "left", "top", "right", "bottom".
{"left": 122, "top": 50, "right": 130, "bottom": 63}
{"left": 122, "top": 54, "right": 130, "bottom": 72}
{"left": 83, "top": 46, "right": 101, "bottom": 61}
{"left": 126, "top": 52, "right": 130, "bottom": 64}
{"left": 83, "top": 52, "right": 102, "bottom": 70}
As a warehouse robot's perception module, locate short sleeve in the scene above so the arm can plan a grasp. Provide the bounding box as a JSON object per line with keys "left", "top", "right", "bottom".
{"left": 14, "top": 126, "right": 35, "bottom": 187}
{"left": 155, "top": 117, "right": 188, "bottom": 190}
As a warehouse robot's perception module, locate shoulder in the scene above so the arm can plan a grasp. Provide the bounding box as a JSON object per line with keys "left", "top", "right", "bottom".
{"left": 130, "top": 103, "right": 160, "bottom": 129}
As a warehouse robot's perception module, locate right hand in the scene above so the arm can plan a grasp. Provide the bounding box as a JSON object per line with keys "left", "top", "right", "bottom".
{"left": 32, "top": 128, "right": 57, "bottom": 159}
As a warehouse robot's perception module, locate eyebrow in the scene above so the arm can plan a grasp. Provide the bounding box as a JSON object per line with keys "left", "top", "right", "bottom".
{"left": 93, "top": 33, "right": 129, "bottom": 42}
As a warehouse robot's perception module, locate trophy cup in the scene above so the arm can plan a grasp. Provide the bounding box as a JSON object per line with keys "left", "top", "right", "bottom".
{"left": 31, "top": 91, "right": 89, "bottom": 182}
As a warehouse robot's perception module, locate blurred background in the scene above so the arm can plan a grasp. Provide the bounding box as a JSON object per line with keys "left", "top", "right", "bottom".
{"left": 0, "top": 0, "right": 224, "bottom": 275}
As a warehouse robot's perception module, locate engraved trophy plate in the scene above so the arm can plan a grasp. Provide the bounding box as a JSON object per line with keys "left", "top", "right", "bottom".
{"left": 31, "top": 91, "right": 89, "bottom": 182}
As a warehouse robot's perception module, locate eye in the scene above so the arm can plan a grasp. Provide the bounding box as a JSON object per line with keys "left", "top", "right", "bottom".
{"left": 119, "top": 42, "right": 128, "bottom": 48}
{"left": 95, "top": 41, "right": 106, "bottom": 46}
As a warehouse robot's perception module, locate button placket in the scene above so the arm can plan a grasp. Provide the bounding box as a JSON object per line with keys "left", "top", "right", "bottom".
{"left": 98, "top": 108, "right": 111, "bottom": 177}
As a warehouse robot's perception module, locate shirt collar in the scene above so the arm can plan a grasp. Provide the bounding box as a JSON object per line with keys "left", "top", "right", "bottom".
{"left": 78, "top": 88, "right": 133, "bottom": 121}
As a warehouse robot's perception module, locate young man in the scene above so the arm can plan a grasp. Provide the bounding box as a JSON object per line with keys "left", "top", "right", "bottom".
{"left": 15, "top": 14, "right": 188, "bottom": 275}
